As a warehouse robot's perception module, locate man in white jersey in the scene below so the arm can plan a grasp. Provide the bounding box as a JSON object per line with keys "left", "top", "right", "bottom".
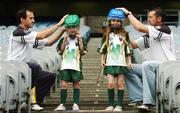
{"left": 7, "top": 9, "right": 68, "bottom": 111}
{"left": 116, "top": 7, "right": 176, "bottom": 110}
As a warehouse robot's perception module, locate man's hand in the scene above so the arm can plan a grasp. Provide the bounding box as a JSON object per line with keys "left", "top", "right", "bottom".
{"left": 57, "top": 14, "right": 69, "bottom": 27}
{"left": 116, "top": 7, "right": 130, "bottom": 15}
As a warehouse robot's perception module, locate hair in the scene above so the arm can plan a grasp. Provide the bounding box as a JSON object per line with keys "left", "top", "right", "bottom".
{"left": 16, "top": 9, "right": 33, "bottom": 24}
{"left": 150, "top": 7, "right": 166, "bottom": 22}
{"left": 104, "top": 20, "right": 129, "bottom": 48}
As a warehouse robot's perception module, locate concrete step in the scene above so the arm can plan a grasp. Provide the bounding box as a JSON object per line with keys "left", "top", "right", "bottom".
{"left": 30, "top": 110, "right": 142, "bottom": 113}
{"left": 82, "top": 59, "right": 100, "bottom": 62}
{"left": 36, "top": 105, "right": 137, "bottom": 111}
{"left": 49, "top": 94, "right": 129, "bottom": 100}
{"left": 45, "top": 97, "right": 130, "bottom": 103}
{"left": 42, "top": 101, "right": 132, "bottom": 106}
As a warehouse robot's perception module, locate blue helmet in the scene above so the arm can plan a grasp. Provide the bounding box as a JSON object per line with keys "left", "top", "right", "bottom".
{"left": 107, "top": 8, "right": 126, "bottom": 21}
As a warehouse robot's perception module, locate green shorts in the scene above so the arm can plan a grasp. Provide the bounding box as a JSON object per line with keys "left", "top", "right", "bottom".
{"left": 60, "top": 69, "right": 83, "bottom": 82}
{"left": 103, "top": 66, "right": 129, "bottom": 77}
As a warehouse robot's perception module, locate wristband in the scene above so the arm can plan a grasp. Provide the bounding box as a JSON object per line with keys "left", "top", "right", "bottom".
{"left": 126, "top": 12, "right": 132, "bottom": 17}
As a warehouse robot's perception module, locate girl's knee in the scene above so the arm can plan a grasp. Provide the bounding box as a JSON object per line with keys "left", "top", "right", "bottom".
{"left": 61, "top": 81, "right": 68, "bottom": 89}
{"left": 73, "top": 81, "right": 80, "bottom": 88}
{"left": 108, "top": 82, "right": 114, "bottom": 89}
{"left": 117, "top": 82, "right": 124, "bottom": 89}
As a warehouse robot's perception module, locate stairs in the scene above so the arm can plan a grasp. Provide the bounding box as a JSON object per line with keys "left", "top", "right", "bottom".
{"left": 22, "top": 38, "right": 155, "bottom": 113}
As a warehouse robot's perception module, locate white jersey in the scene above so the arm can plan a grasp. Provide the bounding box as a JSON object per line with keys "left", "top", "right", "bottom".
{"left": 106, "top": 33, "right": 127, "bottom": 66}
{"left": 7, "top": 26, "right": 47, "bottom": 62}
{"left": 135, "top": 25, "right": 176, "bottom": 62}
{"left": 60, "top": 37, "right": 81, "bottom": 71}
{"left": 99, "top": 32, "right": 131, "bottom": 66}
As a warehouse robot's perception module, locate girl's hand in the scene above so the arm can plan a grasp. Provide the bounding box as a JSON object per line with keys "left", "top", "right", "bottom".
{"left": 127, "top": 62, "right": 132, "bottom": 69}
{"left": 76, "top": 33, "right": 82, "bottom": 42}
{"left": 100, "top": 60, "right": 106, "bottom": 68}
{"left": 63, "top": 36, "right": 69, "bottom": 45}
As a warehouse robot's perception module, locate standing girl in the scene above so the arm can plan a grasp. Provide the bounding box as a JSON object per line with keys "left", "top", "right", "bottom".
{"left": 98, "top": 9, "right": 132, "bottom": 112}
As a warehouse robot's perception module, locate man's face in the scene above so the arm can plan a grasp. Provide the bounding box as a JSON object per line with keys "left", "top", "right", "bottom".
{"left": 66, "top": 26, "right": 79, "bottom": 36}
{"left": 21, "top": 11, "right": 35, "bottom": 28}
{"left": 148, "top": 11, "right": 162, "bottom": 26}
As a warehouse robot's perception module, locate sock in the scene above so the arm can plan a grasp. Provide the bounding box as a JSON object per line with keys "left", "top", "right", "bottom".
{"left": 73, "top": 89, "right": 80, "bottom": 104}
{"left": 108, "top": 89, "right": 114, "bottom": 106}
{"left": 60, "top": 89, "right": 67, "bottom": 104}
{"left": 31, "top": 87, "right": 37, "bottom": 104}
{"left": 117, "top": 90, "right": 124, "bottom": 106}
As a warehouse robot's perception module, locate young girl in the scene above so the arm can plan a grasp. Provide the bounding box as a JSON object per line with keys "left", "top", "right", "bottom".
{"left": 54, "top": 14, "right": 86, "bottom": 111}
{"left": 98, "top": 9, "right": 132, "bottom": 112}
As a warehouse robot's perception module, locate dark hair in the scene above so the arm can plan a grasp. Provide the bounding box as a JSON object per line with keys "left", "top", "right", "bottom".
{"left": 16, "top": 9, "right": 33, "bottom": 24}
{"left": 150, "top": 7, "right": 166, "bottom": 22}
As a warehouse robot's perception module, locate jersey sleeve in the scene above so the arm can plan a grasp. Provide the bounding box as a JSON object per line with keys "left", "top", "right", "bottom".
{"left": 56, "top": 37, "right": 64, "bottom": 55}
{"left": 135, "top": 36, "right": 147, "bottom": 51}
{"left": 13, "top": 31, "right": 37, "bottom": 44}
{"left": 33, "top": 39, "right": 47, "bottom": 49}
{"left": 124, "top": 34, "right": 132, "bottom": 56}
{"left": 97, "top": 34, "right": 107, "bottom": 54}
{"left": 81, "top": 37, "right": 88, "bottom": 55}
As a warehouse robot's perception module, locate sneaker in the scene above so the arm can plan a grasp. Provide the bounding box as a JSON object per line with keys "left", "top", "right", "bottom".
{"left": 31, "top": 104, "right": 44, "bottom": 111}
{"left": 105, "top": 106, "right": 114, "bottom": 111}
{"left": 137, "top": 104, "right": 150, "bottom": 111}
{"left": 113, "top": 106, "right": 122, "bottom": 112}
{"left": 128, "top": 101, "right": 142, "bottom": 106}
{"left": 54, "top": 104, "right": 66, "bottom": 111}
{"left": 21, "top": 102, "right": 27, "bottom": 110}
{"left": 72, "top": 103, "right": 79, "bottom": 111}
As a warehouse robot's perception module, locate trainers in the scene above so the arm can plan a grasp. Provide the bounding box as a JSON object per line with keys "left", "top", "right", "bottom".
{"left": 72, "top": 103, "right": 79, "bottom": 111}
{"left": 31, "top": 104, "right": 44, "bottom": 111}
{"left": 105, "top": 106, "right": 114, "bottom": 111}
{"left": 113, "top": 106, "right": 122, "bottom": 112}
{"left": 21, "top": 102, "right": 27, "bottom": 110}
{"left": 137, "top": 104, "right": 150, "bottom": 111}
{"left": 54, "top": 104, "right": 66, "bottom": 111}
{"left": 128, "top": 101, "right": 142, "bottom": 106}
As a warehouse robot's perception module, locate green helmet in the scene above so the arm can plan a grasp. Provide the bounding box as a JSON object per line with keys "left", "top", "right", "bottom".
{"left": 64, "top": 14, "right": 80, "bottom": 27}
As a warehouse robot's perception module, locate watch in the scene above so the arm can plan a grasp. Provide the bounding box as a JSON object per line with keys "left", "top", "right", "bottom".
{"left": 126, "top": 12, "right": 132, "bottom": 17}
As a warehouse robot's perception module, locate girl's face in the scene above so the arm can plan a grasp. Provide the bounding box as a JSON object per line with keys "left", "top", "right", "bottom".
{"left": 109, "top": 19, "right": 123, "bottom": 31}
{"left": 66, "top": 26, "right": 79, "bottom": 36}
{"left": 110, "top": 19, "right": 122, "bottom": 26}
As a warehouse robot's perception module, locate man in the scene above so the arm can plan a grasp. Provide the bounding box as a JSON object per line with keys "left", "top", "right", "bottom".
{"left": 7, "top": 9, "right": 68, "bottom": 111}
{"left": 116, "top": 7, "right": 176, "bottom": 110}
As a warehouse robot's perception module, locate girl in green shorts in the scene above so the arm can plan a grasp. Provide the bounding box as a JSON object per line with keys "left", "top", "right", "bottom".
{"left": 54, "top": 14, "right": 86, "bottom": 111}
{"left": 98, "top": 9, "right": 132, "bottom": 112}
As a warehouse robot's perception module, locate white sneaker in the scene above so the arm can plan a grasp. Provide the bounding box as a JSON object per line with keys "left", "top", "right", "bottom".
{"left": 54, "top": 104, "right": 66, "bottom": 111}
{"left": 31, "top": 104, "right": 44, "bottom": 111}
{"left": 105, "top": 106, "right": 114, "bottom": 111}
{"left": 72, "top": 103, "right": 79, "bottom": 111}
{"left": 113, "top": 106, "right": 122, "bottom": 112}
{"left": 137, "top": 104, "right": 149, "bottom": 110}
{"left": 21, "top": 102, "right": 27, "bottom": 110}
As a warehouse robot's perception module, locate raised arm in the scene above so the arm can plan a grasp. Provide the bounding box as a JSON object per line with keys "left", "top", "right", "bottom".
{"left": 45, "top": 28, "right": 66, "bottom": 46}
{"left": 36, "top": 14, "right": 68, "bottom": 40}
{"left": 116, "top": 8, "right": 149, "bottom": 34}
